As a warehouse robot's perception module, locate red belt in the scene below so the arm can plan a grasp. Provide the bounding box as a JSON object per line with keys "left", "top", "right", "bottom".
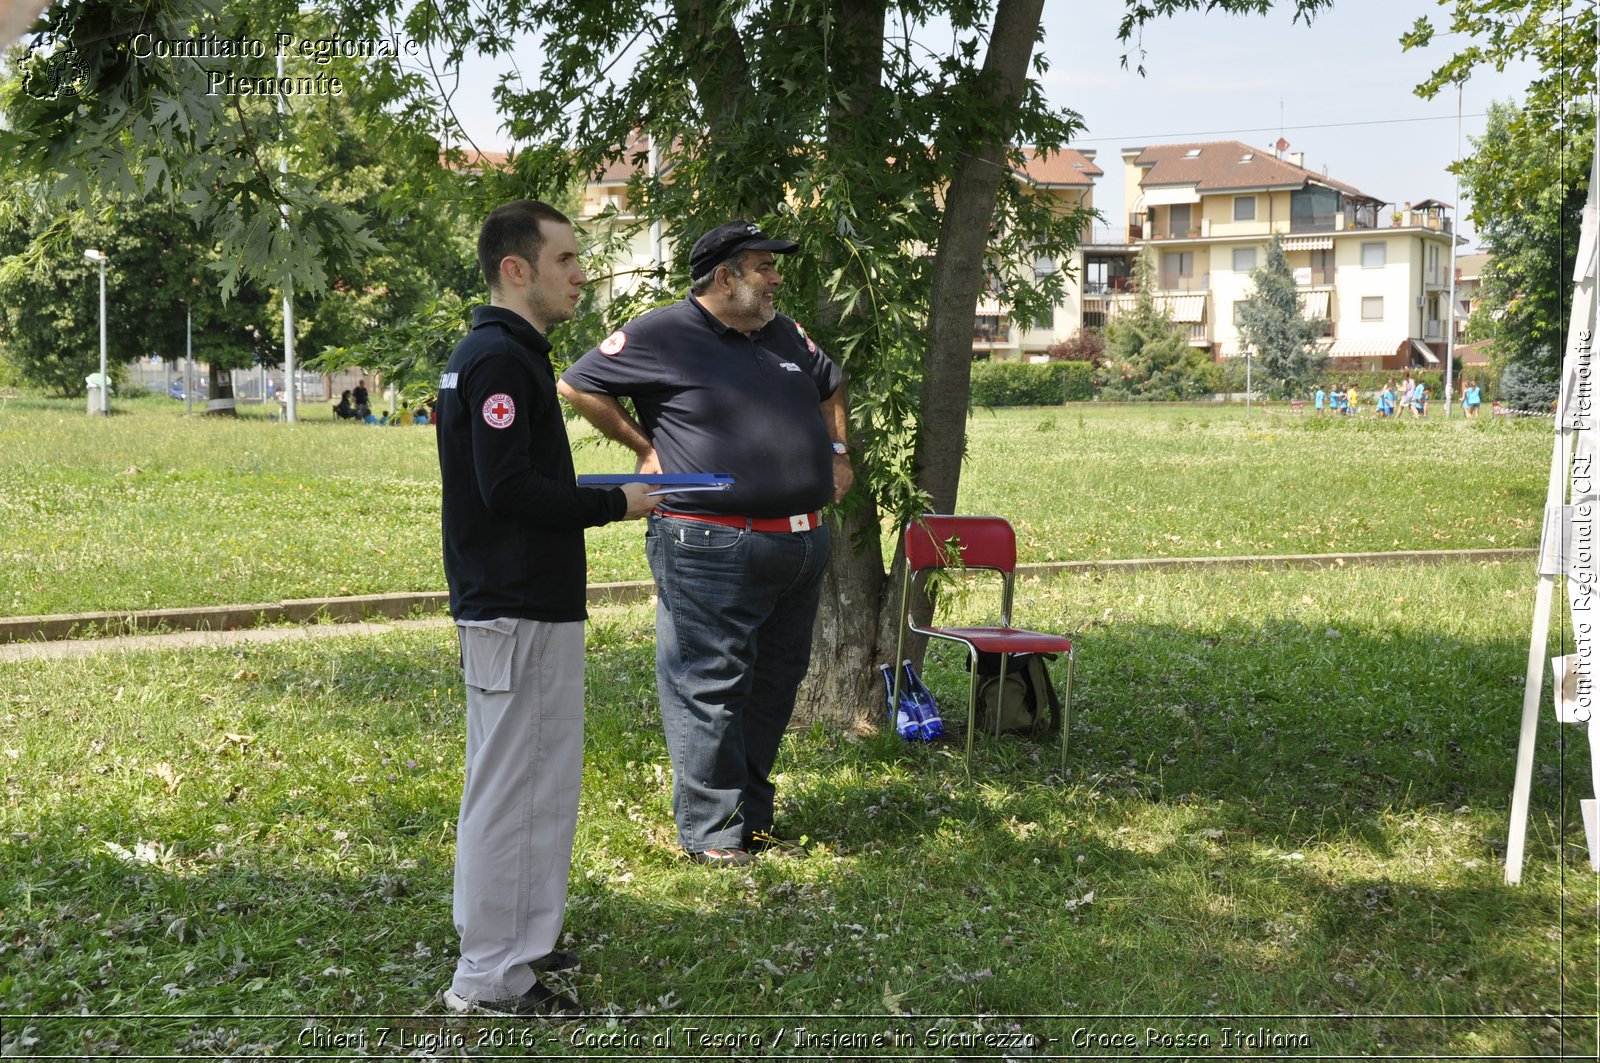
{"left": 657, "top": 508, "right": 821, "bottom": 533}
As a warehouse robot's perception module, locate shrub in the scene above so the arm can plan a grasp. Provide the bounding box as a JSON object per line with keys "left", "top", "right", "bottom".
{"left": 968, "top": 360, "right": 1093, "bottom": 407}
{"left": 1499, "top": 360, "right": 1559, "bottom": 412}
{"left": 1046, "top": 328, "right": 1105, "bottom": 366}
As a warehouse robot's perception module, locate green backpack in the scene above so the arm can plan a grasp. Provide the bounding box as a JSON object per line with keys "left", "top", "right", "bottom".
{"left": 973, "top": 652, "right": 1061, "bottom": 736}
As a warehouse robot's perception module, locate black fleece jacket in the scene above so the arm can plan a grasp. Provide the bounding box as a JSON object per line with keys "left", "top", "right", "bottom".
{"left": 436, "top": 306, "right": 626, "bottom": 622}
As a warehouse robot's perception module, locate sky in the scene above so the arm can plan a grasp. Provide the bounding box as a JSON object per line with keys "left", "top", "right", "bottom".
{"left": 439, "top": 0, "right": 1541, "bottom": 249}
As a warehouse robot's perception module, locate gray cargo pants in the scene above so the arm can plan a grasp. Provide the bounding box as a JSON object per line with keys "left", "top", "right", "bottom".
{"left": 449, "top": 618, "right": 585, "bottom": 1002}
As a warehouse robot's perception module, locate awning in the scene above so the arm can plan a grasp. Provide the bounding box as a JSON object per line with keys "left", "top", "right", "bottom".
{"left": 1160, "top": 294, "right": 1207, "bottom": 322}
{"left": 1142, "top": 185, "right": 1202, "bottom": 207}
{"left": 1324, "top": 338, "right": 1403, "bottom": 359}
{"left": 1282, "top": 236, "right": 1334, "bottom": 251}
{"left": 1410, "top": 339, "right": 1441, "bottom": 365}
{"left": 1301, "top": 291, "right": 1330, "bottom": 318}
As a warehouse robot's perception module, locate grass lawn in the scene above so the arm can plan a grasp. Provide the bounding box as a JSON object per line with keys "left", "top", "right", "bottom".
{"left": 2, "top": 561, "right": 1595, "bottom": 1057}
{"left": 0, "top": 394, "right": 1550, "bottom": 617}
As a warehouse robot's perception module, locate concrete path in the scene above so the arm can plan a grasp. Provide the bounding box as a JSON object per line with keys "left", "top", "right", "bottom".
{"left": 0, "top": 547, "right": 1533, "bottom": 663}
{"left": 0, "top": 617, "right": 453, "bottom": 663}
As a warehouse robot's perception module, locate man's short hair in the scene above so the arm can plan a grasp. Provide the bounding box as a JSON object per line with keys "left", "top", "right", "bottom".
{"left": 478, "top": 200, "right": 572, "bottom": 291}
{"left": 689, "top": 250, "right": 752, "bottom": 296}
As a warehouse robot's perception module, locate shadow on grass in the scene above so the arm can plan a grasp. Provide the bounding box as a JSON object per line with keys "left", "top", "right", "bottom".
{"left": 3, "top": 606, "right": 1595, "bottom": 1058}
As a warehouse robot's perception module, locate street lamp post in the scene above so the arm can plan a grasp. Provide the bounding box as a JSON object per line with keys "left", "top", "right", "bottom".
{"left": 83, "top": 248, "right": 108, "bottom": 415}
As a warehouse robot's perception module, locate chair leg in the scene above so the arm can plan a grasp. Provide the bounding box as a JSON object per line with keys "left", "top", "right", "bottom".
{"left": 994, "top": 652, "right": 1010, "bottom": 740}
{"left": 1058, "top": 649, "right": 1075, "bottom": 776}
{"left": 891, "top": 571, "right": 911, "bottom": 732}
{"left": 964, "top": 648, "right": 980, "bottom": 762}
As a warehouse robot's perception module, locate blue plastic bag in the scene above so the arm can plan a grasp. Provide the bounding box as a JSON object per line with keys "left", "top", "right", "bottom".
{"left": 879, "top": 663, "right": 922, "bottom": 740}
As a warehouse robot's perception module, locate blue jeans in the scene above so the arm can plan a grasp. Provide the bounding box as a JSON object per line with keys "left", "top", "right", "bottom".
{"left": 645, "top": 513, "right": 831, "bottom": 852}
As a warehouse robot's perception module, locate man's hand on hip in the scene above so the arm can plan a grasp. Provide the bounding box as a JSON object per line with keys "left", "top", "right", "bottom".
{"left": 635, "top": 447, "right": 662, "bottom": 475}
{"left": 831, "top": 454, "right": 855, "bottom": 503}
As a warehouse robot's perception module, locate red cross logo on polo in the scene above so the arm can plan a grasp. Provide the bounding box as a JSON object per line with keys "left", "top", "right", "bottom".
{"left": 482, "top": 393, "right": 516, "bottom": 428}
{"left": 599, "top": 330, "right": 627, "bottom": 356}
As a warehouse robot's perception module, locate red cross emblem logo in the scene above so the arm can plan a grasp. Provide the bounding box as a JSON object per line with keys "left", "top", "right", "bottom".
{"left": 599, "top": 330, "right": 627, "bottom": 356}
{"left": 482, "top": 393, "right": 516, "bottom": 429}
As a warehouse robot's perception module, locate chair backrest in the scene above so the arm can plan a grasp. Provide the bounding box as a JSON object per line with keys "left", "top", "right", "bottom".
{"left": 904, "top": 515, "right": 1017, "bottom": 574}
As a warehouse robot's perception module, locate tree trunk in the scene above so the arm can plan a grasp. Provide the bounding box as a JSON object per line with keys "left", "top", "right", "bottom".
{"left": 915, "top": 0, "right": 1044, "bottom": 514}
{"left": 794, "top": 0, "right": 1046, "bottom": 728}
{"left": 791, "top": 0, "right": 892, "bottom": 731}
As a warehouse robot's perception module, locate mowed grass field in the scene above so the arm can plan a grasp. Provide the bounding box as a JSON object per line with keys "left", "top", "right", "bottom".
{"left": 1, "top": 562, "right": 1594, "bottom": 1057}
{"left": 0, "top": 394, "right": 1551, "bottom": 617}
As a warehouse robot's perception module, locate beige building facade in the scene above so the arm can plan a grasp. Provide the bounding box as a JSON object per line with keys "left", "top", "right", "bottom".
{"left": 1090, "top": 141, "right": 1462, "bottom": 371}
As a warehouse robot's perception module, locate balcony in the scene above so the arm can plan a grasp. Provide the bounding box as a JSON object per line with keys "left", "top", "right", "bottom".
{"left": 1084, "top": 276, "right": 1135, "bottom": 296}
{"left": 973, "top": 315, "right": 1010, "bottom": 345}
{"left": 1084, "top": 225, "right": 1134, "bottom": 247}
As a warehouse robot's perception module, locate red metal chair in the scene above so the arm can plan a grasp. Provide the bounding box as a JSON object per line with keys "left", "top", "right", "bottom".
{"left": 892, "top": 515, "right": 1075, "bottom": 771}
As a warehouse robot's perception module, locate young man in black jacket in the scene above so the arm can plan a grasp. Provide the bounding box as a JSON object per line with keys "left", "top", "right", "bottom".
{"left": 436, "top": 199, "right": 652, "bottom": 1016}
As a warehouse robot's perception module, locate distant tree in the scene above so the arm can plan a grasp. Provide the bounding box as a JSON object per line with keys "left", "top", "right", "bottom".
{"left": 1236, "top": 235, "right": 1327, "bottom": 398}
{"left": 1403, "top": 0, "right": 1594, "bottom": 144}
{"left": 1404, "top": 2, "right": 1593, "bottom": 403}
{"left": 0, "top": 195, "right": 277, "bottom": 396}
{"left": 1047, "top": 327, "right": 1105, "bottom": 366}
{"left": 1455, "top": 101, "right": 1592, "bottom": 397}
{"left": 1098, "top": 250, "right": 1213, "bottom": 400}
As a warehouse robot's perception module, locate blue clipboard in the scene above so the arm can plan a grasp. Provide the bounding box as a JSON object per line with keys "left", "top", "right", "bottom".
{"left": 577, "top": 473, "right": 734, "bottom": 496}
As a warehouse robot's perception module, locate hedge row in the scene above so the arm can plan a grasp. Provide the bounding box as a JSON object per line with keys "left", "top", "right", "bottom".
{"left": 968, "top": 360, "right": 1094, "bottom": 406}
{"left": 965, "top": 360, "right": 1490, "bottom": 408}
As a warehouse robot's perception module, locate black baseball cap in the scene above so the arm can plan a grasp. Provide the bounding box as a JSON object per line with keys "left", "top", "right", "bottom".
{"left": 688, "top": 220, "right": 799, "bottom": 279}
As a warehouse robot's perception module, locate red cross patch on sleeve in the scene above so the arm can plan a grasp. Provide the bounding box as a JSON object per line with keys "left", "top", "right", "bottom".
{"left": 482, "top": 393, "right": 516, "bottom": 429}
{"left": 599, "top": 330, "right": 627, "bottom": 356}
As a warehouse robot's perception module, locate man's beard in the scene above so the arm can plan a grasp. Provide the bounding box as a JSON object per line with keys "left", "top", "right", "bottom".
{"left": 730, "top": 275, "right": 776, "bottom": 327}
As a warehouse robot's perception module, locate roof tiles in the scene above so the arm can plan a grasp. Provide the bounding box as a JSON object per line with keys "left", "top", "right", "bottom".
{"left": 1131, "top": 140, "right": 1377, "bottom": 202}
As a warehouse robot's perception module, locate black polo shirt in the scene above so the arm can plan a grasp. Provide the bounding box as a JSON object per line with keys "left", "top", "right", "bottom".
{"left": 437, "top": 305, "right": 626, "bottom": 623}
{"left": 561, "top": 297, "right": 842, "bottom": 517}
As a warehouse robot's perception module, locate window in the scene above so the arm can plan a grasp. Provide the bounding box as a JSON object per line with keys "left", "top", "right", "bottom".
{"left": 1161, "top": 251, "right": 1194, "bottom": 274}
{"left": 1169, "top": 204, "right": 1192, "bottom": 235}
{"left": 1233, "top": 196, "right": 1257, "bottom": 222}
{"left": 1361, "top": 296, "right": 1384, "bottom": 321}
{"left": 974, "top": 314, "right": 1007, "bottom": 342}
{"left": 1232, "top": 247, "right": 1258, "bottom": 272}
{"left": 1184, "top": 148, "right": 1202, "bottom": 158}
{"left": 1361, "top": 242, "right": 1386, "bottom": 269}
{"left": 1233, "top": 300, "right": 1247, "bottom": 325}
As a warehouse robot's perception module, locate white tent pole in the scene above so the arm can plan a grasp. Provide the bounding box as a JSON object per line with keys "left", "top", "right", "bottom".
{"left": 1505, "top": 139, "right": 1600, "bottom": 884}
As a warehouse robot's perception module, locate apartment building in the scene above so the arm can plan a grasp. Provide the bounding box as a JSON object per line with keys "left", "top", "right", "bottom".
{"left": 972, "top": 148, "right": 1103, "bottom": 359}
{"left": 561, "top": 133, "right": 1459, "bottom": 373}
{"left": 1095, "top": 140, "right": 1461, "bottom": 371}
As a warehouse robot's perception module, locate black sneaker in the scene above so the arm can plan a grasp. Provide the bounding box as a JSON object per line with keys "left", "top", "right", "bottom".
{"left": 687, "top": 847, "right": 756, "bottom": 868}
{"left": 442, "top": 979, "right": 582, "bottom": 1017}
{"left": 532, "top": 950, "right": 580, "bottom": 973}
{"left": 745, "top": 829, "right": 805, "bottom": 854}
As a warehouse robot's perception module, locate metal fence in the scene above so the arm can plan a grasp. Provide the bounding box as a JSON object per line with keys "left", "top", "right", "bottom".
{"left": 123, "top": 361, "right": 369, "bottom": 406}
